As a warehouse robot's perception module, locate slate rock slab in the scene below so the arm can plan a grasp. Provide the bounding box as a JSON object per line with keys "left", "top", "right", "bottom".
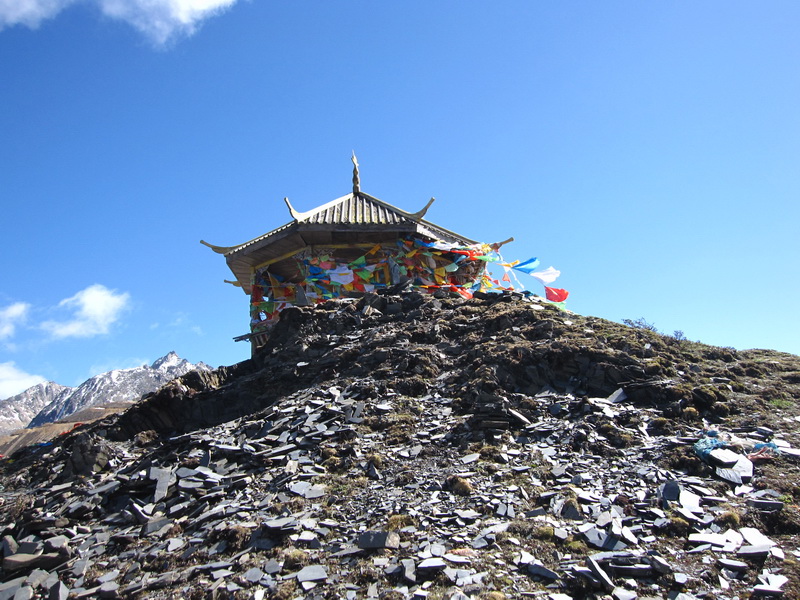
{"left": 358, "top": 531, "right": 400, "bottom": 549}
{"left": 296, "top": 565, "right": 327, "bottom": 583}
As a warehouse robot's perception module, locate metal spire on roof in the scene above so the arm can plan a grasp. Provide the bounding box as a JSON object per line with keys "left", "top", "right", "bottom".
{"left": 351, "top": 151, "right": 360, "bottom": 195}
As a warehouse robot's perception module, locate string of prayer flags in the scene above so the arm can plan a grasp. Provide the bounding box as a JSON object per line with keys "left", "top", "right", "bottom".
{"left": 245, "top": 233, "right": 570, "bottom": 340}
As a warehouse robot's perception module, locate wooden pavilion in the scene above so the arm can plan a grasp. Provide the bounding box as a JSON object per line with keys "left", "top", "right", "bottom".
{"left": 201, "top": 156, "right": 506, "bottom": 353}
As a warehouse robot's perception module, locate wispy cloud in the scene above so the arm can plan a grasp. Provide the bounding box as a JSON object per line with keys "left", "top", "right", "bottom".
{"left": 0, "top": 302, "right": 29, "bottom": 341}
{"left": 167, "top": 312, "right": 204, "bottom": 335}
{"left": 0, "top": 0, "right": 73, "bottom": 29}
{"left": 41, "top": 284, "right": 130, "bottom": 339}
{"left": 87, "top": 356, "right": 147, "bottom": 379}
{"left": 0, "top": 361, "right": 46, "bottom": 399}
{"left": 0, "top": 0, "right": 239, "bottom": 45}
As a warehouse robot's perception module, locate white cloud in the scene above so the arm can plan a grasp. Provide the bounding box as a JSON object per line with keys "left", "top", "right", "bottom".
{"left": 0, "top": 362, "right": 46, "bottom": 399}
{"left": 0, "top": 0, "right": 74, "bottom": 29}
{"left": 0, "top": 0, "right": 239, "bottom": 44}
{"left": 41, "top": 284, "right": 131, "bottom": 339}
{"left": 0, "top": 302, "right": 29, "bottom": 340}
{"left": 97, "top": 0, "right": 238, "bottom": 45}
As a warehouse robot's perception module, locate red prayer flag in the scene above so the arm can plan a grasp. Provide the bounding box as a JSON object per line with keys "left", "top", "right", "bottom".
{"left": 450, "top": 285, "right": 473, "bottom": 299}
{"left": 545, "top": 287, "right": 569, "bottom": 302}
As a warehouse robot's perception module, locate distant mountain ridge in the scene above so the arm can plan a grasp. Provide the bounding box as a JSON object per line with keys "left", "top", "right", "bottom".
{"left": 0, "top": 382, "right": 73, "bottom": 436}
{"left": 0, "top": 352, "right": 210, "bottom": 434}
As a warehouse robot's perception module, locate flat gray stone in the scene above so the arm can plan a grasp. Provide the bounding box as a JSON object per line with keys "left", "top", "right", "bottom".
{"left": 417, "top": 558, "right": 446, "bottom": 570}
{"left": 141, "top": 517, "right": 172, "bottom": 536}
{"left": 460, "top": 453, "right": 480, "bottom": 464}
{"left": 98, "top": 582, "right": 119, "bottom": 598}
{"left": 263, "top": 559, "right": 282, "bottom": 575}
{"left": 149, "top": 467, "right": 173, "bottom": 502}
{"left": 87, "top": 480, "right": 121, "bottom": 497}
{"left": 16, "top": 542, "right": 42, "bottom": 555}
{"left": 0, "top": 578, "right": 25, "bottom": 600}
{"left": 611, "top": 564, "right": 652, "bottom": 578}
{"left": 429, "top": 543, "right": 446, "bottom": 557}
{"left": 612, "top": 588, "right": 637, "bottom": 600}
{"left": 47, "top": 581, "right": 69, "bottom": 600}
{"left": 302, "top": 484, "right": 326, "bottom": 499}
{"left": 586, "top": 557, "right": 614, "bottom": 592}
{"left": 71, "top": 559, "right": 90, "bottom": 577}
{"left": 296, "top": 565, "right": 327, "bottom": 583}
{"left": 650, "top": 555, "right": 673, "bottom": 574}
{"left": 688, "top": 533, "right": 726, "bottom": 547}
{"left": 747, "top": 499, "right": 784, "bottom": 511}
{"left": 718, "top": 558, "right": 748, "bottom": 572}
{"left": 3, "top": 554, "right": 64, "bottom": 572}
{"left": 400, "top": 558, "right": 416, "bottom": 582}
{"left": 97, "top": 571, "right": 119, "bottom": 584}
{"left": 708, "top": 448, "right": 741, "bottom": 467}
{"left": 357, "top": 531, "right": 400, "bottom": 549}
{"left": 740, "top": 527, "right": 775, "bottom": 547}
{"left": 528, "top": 563, "right": 559, "bottom": 580}
{"left": 211, "top": 569, "right": 234, "bottom": 580}
{"left": 738, "top": 545, "right": 772, "bottom": 559}
{"left": 43, "top": 536, "right": 69, "bottom": 554}
{"left": 2, "top": 536, "right": 19, "bottom": 557}
{"left": 23, "top": 569, "right": 51, "bottom": 588}
{"left": 12, "top": 586, "right": 33, "bottom": 600}
{"left": 659, "top": 481, "right": 681, "bottom": 501}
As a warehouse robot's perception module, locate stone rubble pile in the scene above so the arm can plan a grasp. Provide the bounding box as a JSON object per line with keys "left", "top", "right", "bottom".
{"left": 2, "top": 388, "right": 799, "bottom": 599}
{"left": 0, "top": 292, "right": 799, "bottom": 600}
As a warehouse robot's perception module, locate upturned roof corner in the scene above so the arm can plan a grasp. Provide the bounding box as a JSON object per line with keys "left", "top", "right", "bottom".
{"left": 283, "top": 197, "right": 303, "bottom": 221}
{"left": 199, "top": 240, "right": 235, "bottom": 255}
{"left": 408, "top": 197, "right": 435, "bottom": 221}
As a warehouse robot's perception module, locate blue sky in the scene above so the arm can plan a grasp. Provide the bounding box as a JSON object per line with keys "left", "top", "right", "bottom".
{"left": 1, "top": 1, "right": 799, "bottom": 398}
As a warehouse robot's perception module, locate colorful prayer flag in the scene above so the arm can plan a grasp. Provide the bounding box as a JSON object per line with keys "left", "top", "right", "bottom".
{"left": 511, "top": 257, "right": 541, "bottom": 274}
{"left": 545, "top": 287, "right": 569, "bottom": 302}
{"left": 529, "top": 267, "right": 561, "bottom": 285}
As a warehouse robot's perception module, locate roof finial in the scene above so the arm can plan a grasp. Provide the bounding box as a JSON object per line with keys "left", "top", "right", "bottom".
{"left": 351, "top": 151, "right": 360, "bottom": 195}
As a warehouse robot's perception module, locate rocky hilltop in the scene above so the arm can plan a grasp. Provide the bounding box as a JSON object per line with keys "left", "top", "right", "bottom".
{"left": 0, "top": 292, "right": 799, "bottom": 600}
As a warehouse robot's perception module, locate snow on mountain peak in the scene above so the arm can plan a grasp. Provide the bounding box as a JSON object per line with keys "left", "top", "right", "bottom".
{"left": 0, "top": 382, "right": 74, "bottom": 436}
{"left": 23, "top": 352, "right": 211, "bottom": 429}
{"left": 152, "top": 351, "right": 182, "bottom": 371}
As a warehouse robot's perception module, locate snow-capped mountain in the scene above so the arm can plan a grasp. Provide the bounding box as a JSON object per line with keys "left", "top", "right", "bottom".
{"left": 25, "top": 352, "right": 211, "bottom": 429}
{"left": 0, "top": 382, "right": 74, "bottom": 436}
